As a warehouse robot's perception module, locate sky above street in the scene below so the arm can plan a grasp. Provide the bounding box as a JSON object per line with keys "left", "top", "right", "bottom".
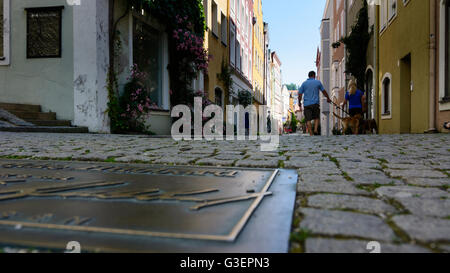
{"left": 263, "top": 0, "right": 327, "bottom": 87}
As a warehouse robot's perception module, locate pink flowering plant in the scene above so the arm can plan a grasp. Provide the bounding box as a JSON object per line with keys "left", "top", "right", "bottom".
{"left": 128, "top": 0, "right": 209, "bottom": 107}
{"left": 169, "top": 15, "right": 211, "bottom": 107}
{"left": 191, "top": 90, "right": 215, "bottom": 124}
{"left": 117, "top": 64, "right": 158, "bottom": 133}
{"left": 172, "top": 15, "right": 210, "bottom": 73}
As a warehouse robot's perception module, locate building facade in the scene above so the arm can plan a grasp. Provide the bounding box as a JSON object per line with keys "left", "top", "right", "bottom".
{"left": 270, "top": 51, "right": 282, "bottom": 132}
{"left": 320, "top": 0, "right": 333, "bottom": 136}
{"left": 0, "top": 0, "right": 179, "bottom": 134}
{"left": 229, "top": 0, "right": 253, "bottom": 105}
{"left": 0, "top": 0, "right": 285, "bottom": 135}
{"left": 0, "top": 0, "right": 111, "bottom": 133}
{"left": 436, "top": 0, "right": 450, "bottom": 132}
{"left": 281, "top": 84, "right": 290, "bottom": 126}
{"left": 331, "top": 0, "right": 347, "bottom": 130}
{"left": 378, "top": 0, "right": 433, "bottom": 134}
{"left": 203, "top": 0, "right": 230, "bottom": 108}
{"left": 252, "top": 0, "right": 264, "bottom": 106}
{"left": 346, "top": 0, "right": 377, "bottom": 121}
{"left": 263, "top": 22, "right": 271, "bottom": 108}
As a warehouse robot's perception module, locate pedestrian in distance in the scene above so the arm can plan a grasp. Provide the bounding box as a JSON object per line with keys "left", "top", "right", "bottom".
{"left": 342, "top": 78, "right": 366, "bottom": 118}
{"left": 298, "top": 71, "right": 332, "bottom": 136}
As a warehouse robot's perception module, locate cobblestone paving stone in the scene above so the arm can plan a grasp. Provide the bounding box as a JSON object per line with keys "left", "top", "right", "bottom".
{"left": 0, "top": 132, "right": 449, "bottom": 253}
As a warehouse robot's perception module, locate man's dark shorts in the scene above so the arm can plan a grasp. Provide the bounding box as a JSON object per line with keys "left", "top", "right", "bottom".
{"left": 304, "top": 104, "right": 320, "bottom": 121}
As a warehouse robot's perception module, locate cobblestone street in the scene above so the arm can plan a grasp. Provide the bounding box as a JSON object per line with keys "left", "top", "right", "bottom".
{"left": 0, "top": 132, "right": 449, "bottom": 253}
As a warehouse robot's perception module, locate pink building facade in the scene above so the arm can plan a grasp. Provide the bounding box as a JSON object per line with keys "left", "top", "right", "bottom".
{"left": 229, "top": 0, "right": 253, "bottom": 103}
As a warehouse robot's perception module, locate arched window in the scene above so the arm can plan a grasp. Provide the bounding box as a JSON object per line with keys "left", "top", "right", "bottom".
{"left": 382, "top": 73, "right": 392, "bottom": 118}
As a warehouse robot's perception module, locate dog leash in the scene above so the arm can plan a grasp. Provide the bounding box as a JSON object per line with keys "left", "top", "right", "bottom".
{"left": 330, "top": 101, "right": 351, "bottom": 116}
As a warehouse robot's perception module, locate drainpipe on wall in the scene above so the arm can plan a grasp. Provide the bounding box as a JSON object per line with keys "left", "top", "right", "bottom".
{"left": 428, "top": 0, "right": 437, "bottom": 132}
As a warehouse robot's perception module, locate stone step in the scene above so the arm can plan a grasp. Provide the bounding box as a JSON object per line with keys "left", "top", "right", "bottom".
{"left": 0, "top": 126, "right": 89, "bottom": 133}
{"left": 29, "top": 120, "right": 72, "bottom": 127}
{"left": 0, "top": 103, "right": 41, "bottom": 113}
{"left": 9, "top": 111, "right": 57, "bottom": 121}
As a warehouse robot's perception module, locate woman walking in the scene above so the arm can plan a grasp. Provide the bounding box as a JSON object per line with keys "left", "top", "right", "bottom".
{"left": 343, "top": 79, "right": 366, "bottom": 117}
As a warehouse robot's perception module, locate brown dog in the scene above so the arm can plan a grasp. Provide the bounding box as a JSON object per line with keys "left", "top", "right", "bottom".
{"left": 333, "top": 113, "right": 361, "bottom": 135}
{"left": 361, "top": 119, "right": 378, "bottom": 134}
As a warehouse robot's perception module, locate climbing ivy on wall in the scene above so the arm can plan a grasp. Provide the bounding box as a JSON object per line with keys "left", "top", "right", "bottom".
{"left": 340, "top": 0, "right": 371, "bottom": 90}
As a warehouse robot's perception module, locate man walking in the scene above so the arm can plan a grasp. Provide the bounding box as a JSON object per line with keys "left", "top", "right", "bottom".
{"left": 298, "top": 71, "right": 332, "bottom": 136}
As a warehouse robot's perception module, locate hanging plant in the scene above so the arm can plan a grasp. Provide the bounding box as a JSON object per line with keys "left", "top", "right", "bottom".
{"left": 217, "top": 59, "right": 233, "bottom": 93}
{"left": 238, "top": 90, "right": 253, "bottom": 107}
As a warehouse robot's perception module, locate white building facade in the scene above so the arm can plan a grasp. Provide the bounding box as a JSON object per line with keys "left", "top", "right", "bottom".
{"left": 229, "top": 0, "right": 253, "bottom": 103}
{"left": 270, "top": 51, "right": 282, "bottom": 133}
{"left": 0, "top": 0, "right": 172, "bottom": 134}
{"left": 320, "top": 0, "right": 333, "bottom": 136}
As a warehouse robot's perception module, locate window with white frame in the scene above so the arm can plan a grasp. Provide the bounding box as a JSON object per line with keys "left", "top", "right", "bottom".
{"left": 0, "top": 0, "right": 10, "bottom": 64}
{"left": 212, "top": 1, "right": 218, "bottom": 36}
{"left": 388, "top": 0, "right": 397, "bottom": 21}
{"left": 380, "top": 0, "right": 388, "bottom": 31}
{"left": 382, "top": 74, "right": 392, "bottom": 116}
{"left": 236, "top": 41, "right": 241, "bottom": 71}
{"left": 230, "top": 23, "right": 236, "bottom": 66}
{"left": 221, "top": 12, "right": 227, "bottom": 45}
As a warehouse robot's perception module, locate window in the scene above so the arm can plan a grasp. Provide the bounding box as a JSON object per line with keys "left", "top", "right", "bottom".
{"left": 388, "top": 0, "right": 397, "bottom": 21}
{"left": 221, "top": 12, "right": 227, "bottom": 45}
{"left": 245, "top": 14, "right": 248, "bottom": 39}
{"left": 212, "top": 1, "right": 218, "bottom": 36}
{"left": 236, "top": 41, "right": 241, "bottom": 71}
{"left": 26, "top": 6, "right": 64, "bottom": 58}
{"left": 230, "top": 23, "right": 236, "bottom": 66}
{"left": 215, "top": 88, "right": 223, "bottom": 107}
{"left": 133, "top": 18, "right": 163, "bottom": 107}
{"left": 382, "top": 74, "right": 392, "bottom": 117}
{"left": 203, "top": 0, "right": 208, "bottom": 29}
{"left": 380, "top": 0, "right": 388, "bottom": 31}
{"left": 243, "top": 52, "right": 247, "bottom": 77}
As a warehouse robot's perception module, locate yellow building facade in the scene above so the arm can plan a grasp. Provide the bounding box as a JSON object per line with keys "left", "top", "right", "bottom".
{"left": 378, "top": 0, "right": 432, "bottom": 134}
{"left": 203, "top": 0, "right": 230, "bottom": 107}
{"left": 252, "top": 0, "right": 264, "bottom": 106}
